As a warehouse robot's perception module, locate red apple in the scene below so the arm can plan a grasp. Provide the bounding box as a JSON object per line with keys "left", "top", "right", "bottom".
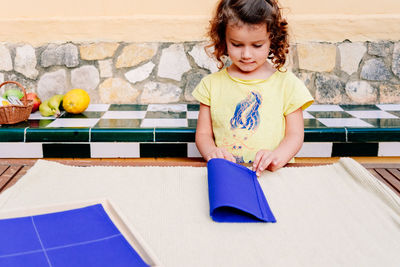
{"left": 26, "top": 92, "right": 41, "bottom": 113}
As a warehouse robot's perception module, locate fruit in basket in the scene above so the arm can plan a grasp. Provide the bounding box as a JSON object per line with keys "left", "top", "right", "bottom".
{"left": 26, "top": 92, "right": 41, "bottom": 113}
{"left": 0, "top": 97, "right": 10, "bottom": 107}
{"left": 7, "top": 96, "right": 23, "bottom": 105}
{"left": 62, "top": 89, "right": 90, "bottom": 114}
{"left": 48, "top": 94, "right": 64, "bottom": 115}
{"left": 3, "top": 89, "right": 24, "bottom": 100}
{"left": 39, "top": 100, "right": 58, "bottom": 117}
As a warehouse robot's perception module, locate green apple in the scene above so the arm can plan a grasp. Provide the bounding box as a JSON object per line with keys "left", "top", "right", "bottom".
{"left": 3, "top": 89, "right": 24, "bottom": 100}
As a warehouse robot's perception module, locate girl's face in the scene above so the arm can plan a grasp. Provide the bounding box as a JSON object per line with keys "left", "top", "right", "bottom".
{"left": 225, "top": 22, "right": 270, "bottom": 74}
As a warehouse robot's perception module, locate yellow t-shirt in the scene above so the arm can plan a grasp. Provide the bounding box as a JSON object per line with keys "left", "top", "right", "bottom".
{"left": 192, "top": 68, "right": 314, "bottom": 163}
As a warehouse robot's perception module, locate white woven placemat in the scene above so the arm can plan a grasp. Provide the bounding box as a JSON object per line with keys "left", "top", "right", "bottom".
{"left": 0, "top": 158, "right": 399, "bottom": 267}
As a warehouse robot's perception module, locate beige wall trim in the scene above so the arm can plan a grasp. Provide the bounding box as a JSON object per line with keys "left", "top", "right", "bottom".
{"left": 289, "top": 14, "right": 400, "bottom": 42}
{"left": 0, "top": 16, "right": 210, "bottom": 46}
{"left": 0, "top": 14, "right": 399, "bottom": 45}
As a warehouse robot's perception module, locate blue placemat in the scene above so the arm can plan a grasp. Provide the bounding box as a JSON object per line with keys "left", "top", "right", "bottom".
{"left": 0, "top": 204, "right": 149, "bottom": 267}
{"left": 207, "top": 158, "right": 276, "bottom": 223}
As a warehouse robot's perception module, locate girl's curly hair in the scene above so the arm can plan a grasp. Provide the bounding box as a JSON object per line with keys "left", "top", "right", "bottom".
{"left": 206, "top": 0, "right": 289, "bottom": 71}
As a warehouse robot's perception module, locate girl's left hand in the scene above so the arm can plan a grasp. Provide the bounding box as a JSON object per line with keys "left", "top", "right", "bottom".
{"left": 252, "top": 149, "right": 286, "bottom": 176}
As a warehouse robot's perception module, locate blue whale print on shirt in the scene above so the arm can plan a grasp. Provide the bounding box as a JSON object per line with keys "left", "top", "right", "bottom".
{"left": 230, "top": 91, "right": 262, "bottom": 131}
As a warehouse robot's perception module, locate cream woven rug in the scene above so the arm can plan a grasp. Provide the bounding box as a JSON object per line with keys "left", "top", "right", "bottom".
{"left": 0, "top": 158, "right": 399, "bottom": 267}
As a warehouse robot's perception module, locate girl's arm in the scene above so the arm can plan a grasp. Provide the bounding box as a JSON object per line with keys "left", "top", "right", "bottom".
{"left": 196, "top": 103, "right": 236, "bottom": 162}
{"left": 252, "top": 108, "right": 304, "bottom": 175}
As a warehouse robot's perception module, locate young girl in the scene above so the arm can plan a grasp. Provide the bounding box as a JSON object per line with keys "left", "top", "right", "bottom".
{"left": 192, "top": 0, "right": 314, "bottom": 176}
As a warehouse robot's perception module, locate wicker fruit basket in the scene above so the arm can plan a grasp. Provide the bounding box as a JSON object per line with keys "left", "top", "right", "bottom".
{"left": 0, "top": 81, "right": 33, "bottom": 125}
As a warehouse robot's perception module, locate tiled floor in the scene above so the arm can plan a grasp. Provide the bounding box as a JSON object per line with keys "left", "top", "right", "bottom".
{"left": 1, "top": 104, "right": 400, "bottom": 158}
{"left": 304, "top": 104, "right": 400, "bottom": 128}
{"left": 22, "top": 104, "right": 199, "bottom": 129}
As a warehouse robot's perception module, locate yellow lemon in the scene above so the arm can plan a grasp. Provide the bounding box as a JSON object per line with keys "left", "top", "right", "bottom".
{"left": 62, "top": 89, "right": 90, "bottom": 114}
{"left": 0, "top": 97, "right": 10, "bottom": 107}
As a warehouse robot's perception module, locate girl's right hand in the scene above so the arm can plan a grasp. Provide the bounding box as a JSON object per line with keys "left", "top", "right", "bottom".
{"left": 205, "top": 147, "right": 236, "bottom": 163}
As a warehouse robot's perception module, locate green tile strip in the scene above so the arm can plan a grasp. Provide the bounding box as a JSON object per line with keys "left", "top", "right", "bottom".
{"left": 26, "top": 128, "right": 90, "bottom": 142}
{"left": 347, "top": 128, "right": 400, "bottom": 142}
{"left": 91, "top": 128, "right": 154, "bottom": 142}
{"left": 304, "top": 128, "right": 346, "bottom": 142}
{"left": 5, "top": 126, "right": 400, "bottom": 144}
{"left": 155, "top": 128, "right": 196, "bottom": 142}
{"left": 0, "top": 128, "right": 25, "bottom": 142}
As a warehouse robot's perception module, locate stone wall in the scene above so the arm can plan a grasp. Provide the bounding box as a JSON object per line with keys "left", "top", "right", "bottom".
{"left": 0, "top": 41, "right": 399, "bottom": 104}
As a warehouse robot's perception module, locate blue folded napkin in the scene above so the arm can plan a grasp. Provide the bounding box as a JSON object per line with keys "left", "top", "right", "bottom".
{"left": 0, "top": 204, "right": 149, "bottom": 267}
{"left": 207, "top": 158, "right": 276, "bottom": 223}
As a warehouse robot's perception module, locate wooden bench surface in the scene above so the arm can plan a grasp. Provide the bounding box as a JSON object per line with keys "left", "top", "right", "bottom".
{"left": 1, "top": 159, "right": 400, "bottom": 197}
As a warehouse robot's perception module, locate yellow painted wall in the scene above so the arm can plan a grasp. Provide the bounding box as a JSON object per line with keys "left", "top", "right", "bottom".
{"left": 1, "top": 0, "right": 399, "bottom": 45}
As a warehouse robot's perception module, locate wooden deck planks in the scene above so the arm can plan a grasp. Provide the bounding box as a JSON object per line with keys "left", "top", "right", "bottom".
{"left": 372, "top": 168, "right": 400, "bottom": 196}
{"left": 369, "top": 169, "right": 400, "bottom": 196}
{"left": 2, "top": 165, "right": 30, "bottom": 192}
{"left": 387, "top": 168, "right": 400, "bottom": 181}
{"left": 0, "top": 166, "right": 9, "bottom": 177}
{"left": 0, "top": 165, "right": 23, "bottom": 192}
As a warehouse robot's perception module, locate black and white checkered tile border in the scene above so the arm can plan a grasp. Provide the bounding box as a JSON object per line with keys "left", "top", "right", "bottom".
{"left": 1, "top": 142, "right": 400, "bottom": 158}
{"left": 23, "top": 103, "right": 400, "bottom": 129}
